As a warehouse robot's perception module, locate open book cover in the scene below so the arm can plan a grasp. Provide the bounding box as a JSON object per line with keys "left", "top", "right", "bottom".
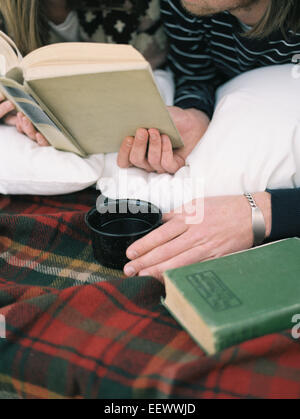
{"left": 0, "top": 31, "right": 183, "bottom": 156}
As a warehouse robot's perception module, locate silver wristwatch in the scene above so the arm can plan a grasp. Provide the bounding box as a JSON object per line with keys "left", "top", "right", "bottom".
{"left": 244, "top": 193, "right": 266, "bottom": 247}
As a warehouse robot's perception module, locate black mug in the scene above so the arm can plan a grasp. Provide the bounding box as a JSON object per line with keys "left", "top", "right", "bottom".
{"left": 85, "top": 197, "right": 162, "bottom": 270}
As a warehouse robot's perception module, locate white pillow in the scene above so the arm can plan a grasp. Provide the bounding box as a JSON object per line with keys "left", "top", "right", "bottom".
{"left": 153, "top": 69, "right": 175, "bottom": 106}
{"left": 187, "top": 64, "right": 300, "bottom": 196}
{"left": 0, "top": 125, "right": 105, "bottom": 195}
{"left": 98, "top": 64, "right": 300, "bottom": 211}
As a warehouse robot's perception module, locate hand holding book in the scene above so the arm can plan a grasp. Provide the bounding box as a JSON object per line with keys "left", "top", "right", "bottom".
{"left": 0, "top": 90, "right": 15, "bottom": 124}
{"left": 117, "top": 107, "right": 210, "bottom": 174}
{"left": 0, "top": 92, "right": 49, "bottom": 145}
{"left": 15, "top": 112, "right": 50, "bottom": 146}
{"left": 0, "top": 32, "right": 183, "bottom": 157}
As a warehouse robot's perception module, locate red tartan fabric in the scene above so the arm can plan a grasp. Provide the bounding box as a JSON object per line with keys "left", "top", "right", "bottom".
{"left": 0, "top": 189, "right": 299, "bottom": 399}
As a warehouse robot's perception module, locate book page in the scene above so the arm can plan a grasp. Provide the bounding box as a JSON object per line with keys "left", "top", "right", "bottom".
{"left": 21, "top": 42, "right": 146, "bottom": 80}
{"left": 0, "top": 77, "right": 83, "bottom": 155}
{"left": 24, "top": 61, "right": 148, "bottom": 81}
{"left": 0, "top": 32, "right": 21, "bottom": 76}
{"left": 27, "top": 68, "right": 183, "bottom": 154}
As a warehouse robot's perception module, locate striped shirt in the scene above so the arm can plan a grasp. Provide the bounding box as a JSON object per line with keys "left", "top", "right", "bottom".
{"left": 161, "top": 0, "right": 300, "bottom": 241}
{"left": 161, "top": 0, "right": 300, "bottom": 118}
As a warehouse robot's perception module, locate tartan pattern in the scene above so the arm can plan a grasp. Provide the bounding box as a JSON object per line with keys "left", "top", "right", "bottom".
{"left": 0, "top": 189, "right": 299, "bottom": 399}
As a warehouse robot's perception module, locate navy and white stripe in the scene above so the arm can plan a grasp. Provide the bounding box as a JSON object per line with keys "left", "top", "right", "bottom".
{"left": 161, "top": 0, "right": 300, "bottom": 118}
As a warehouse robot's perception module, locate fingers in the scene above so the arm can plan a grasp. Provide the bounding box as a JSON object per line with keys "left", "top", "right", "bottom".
{"left": 127, "top": 128, "right": 153, "bottom": 172}
{"left": 16, "top": 112, "right": 24, "bottom": 134}
{"left": 0, "top": 94, "right": 49, "bottom": 146}
{"left": 162, "top": 210, "right": 176, "bottom": 223}
{"left": 0, "top": 92, "right": 18, "bottom": 126}
{"left": 16, "top": 112, "right": 49, "bottom": 146}
{"left": 138, "top": 246, "right": 210, "bottom": 282}
{"left": 126, "top": 216, "right": 186, "bottom": 259}
{"left": 0, "top": 94, "right": 16, "bottom": 121}
{"left": 124, "top": 216, "right": 188, "bottom": 276}
{"left": 147, "top": 129, "right": 164, "bottom": 173}
{"left": 3, "top": 114, "right": 18, "bottom": 126}
{"left": 117, "top": 136, "right": 134, "bottom": 168}
{"left": 118, "top": 129, "right": 153, "bottom": 172}
{"left": 124, "top": 229, "right": 197, "bottom": 277}
{"left": 20, "top": 114, "right": 37, "bottom": 140}
{"left": 118, "top": 128, "right": 186, "bottom": 174}
{"left": 147, "top": 131, "right": 185, "bottom": 174}
{"left": 161, "top": 135, "right": 185, "bottom": 174}
{"left": 0, "top": 100, "right": 15, "bottom": 119}
{"left": 36, "top": 132, "right": 50, "bottom": 147}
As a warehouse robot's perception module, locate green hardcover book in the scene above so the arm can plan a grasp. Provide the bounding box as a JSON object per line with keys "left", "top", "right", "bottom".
{"left": 162, "top": 238, "right": 300, "bottom": 355}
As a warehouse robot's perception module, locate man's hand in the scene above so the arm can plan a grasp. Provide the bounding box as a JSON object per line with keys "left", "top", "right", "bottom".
{"left": 0, "top": 92, "right": 50, "bottom": 146}
{"left": 123, "top": 192, "right": 272, "bottom": 281}
{"left": 117, "top": 107, "right": 210, "bottom": 174}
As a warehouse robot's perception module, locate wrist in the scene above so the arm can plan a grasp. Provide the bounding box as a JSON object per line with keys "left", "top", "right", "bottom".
{"left": 187, "top": 108, "right": 210, "bottom": 124}
{"left": 253, "top": 192, "right": 272, "bottom": 239}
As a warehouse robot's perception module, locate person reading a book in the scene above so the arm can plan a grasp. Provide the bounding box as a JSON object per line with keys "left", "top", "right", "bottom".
{"left": 0, "top": 0, "right": 209, "bottom": 173}
{"left": 0, "top": 0, "right": 182, "bottom": 150}
{"left": 1, "top": 0, "right": 300, "bottom": 281}
{"left": 122, "top": 0, "right": 300, "bottom": 280}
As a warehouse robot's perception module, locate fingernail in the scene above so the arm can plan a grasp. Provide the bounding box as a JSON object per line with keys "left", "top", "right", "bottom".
{"left": 149, "top": 129, "right": 158, "bottom": 139}
{"left": 137, "top": 130, "right": 147, "bottom": 140}
{"left": 127, "top": 250, "right": 138, "bottom": 260}
{"left": 124, "top": 266, "right": 136, "bottom": 277}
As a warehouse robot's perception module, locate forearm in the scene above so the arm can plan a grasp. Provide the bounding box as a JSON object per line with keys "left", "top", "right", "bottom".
{"left": 174, "top": 81, "right": 216, "bottom": 119}
{"left": 161, "top": 0, "right": 217, "bottom": 119}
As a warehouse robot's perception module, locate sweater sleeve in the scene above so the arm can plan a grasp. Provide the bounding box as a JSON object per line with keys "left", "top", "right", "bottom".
{"left": 267, "top": 188, "right": 300, "bottom": 241}
{"left": 161, "top": 0, "right": 219, "bottom": 118}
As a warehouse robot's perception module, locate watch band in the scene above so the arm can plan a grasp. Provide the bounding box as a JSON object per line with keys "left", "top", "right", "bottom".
{"left": 244, "top": 193, "right": 266, "bottom": 247}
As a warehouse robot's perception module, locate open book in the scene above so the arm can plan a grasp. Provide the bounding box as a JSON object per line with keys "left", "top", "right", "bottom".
{"left": 0, "top": 31, "right": 183, "bottom": 156}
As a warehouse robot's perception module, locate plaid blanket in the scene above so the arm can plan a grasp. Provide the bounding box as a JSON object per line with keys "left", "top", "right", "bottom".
{"left": 0, "top": 189, "right": 299, "bottom": 399}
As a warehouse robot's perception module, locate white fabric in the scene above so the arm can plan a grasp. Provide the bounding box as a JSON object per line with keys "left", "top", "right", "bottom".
{"left": 48, "top": 11, "right": 82, "bottom": 43}
{"left": 0, "top": 125, "right": 105, "bottom": 195}
{"left": 153, "top": 69, "right": 175, "bottom": 107}
{"left": 98, "top": 64, "right": 300, "bottom": 212}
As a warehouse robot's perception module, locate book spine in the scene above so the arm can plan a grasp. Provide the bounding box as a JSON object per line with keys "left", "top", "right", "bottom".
{"left": 213, "top": 305, "right": 300, "bottom": 353}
